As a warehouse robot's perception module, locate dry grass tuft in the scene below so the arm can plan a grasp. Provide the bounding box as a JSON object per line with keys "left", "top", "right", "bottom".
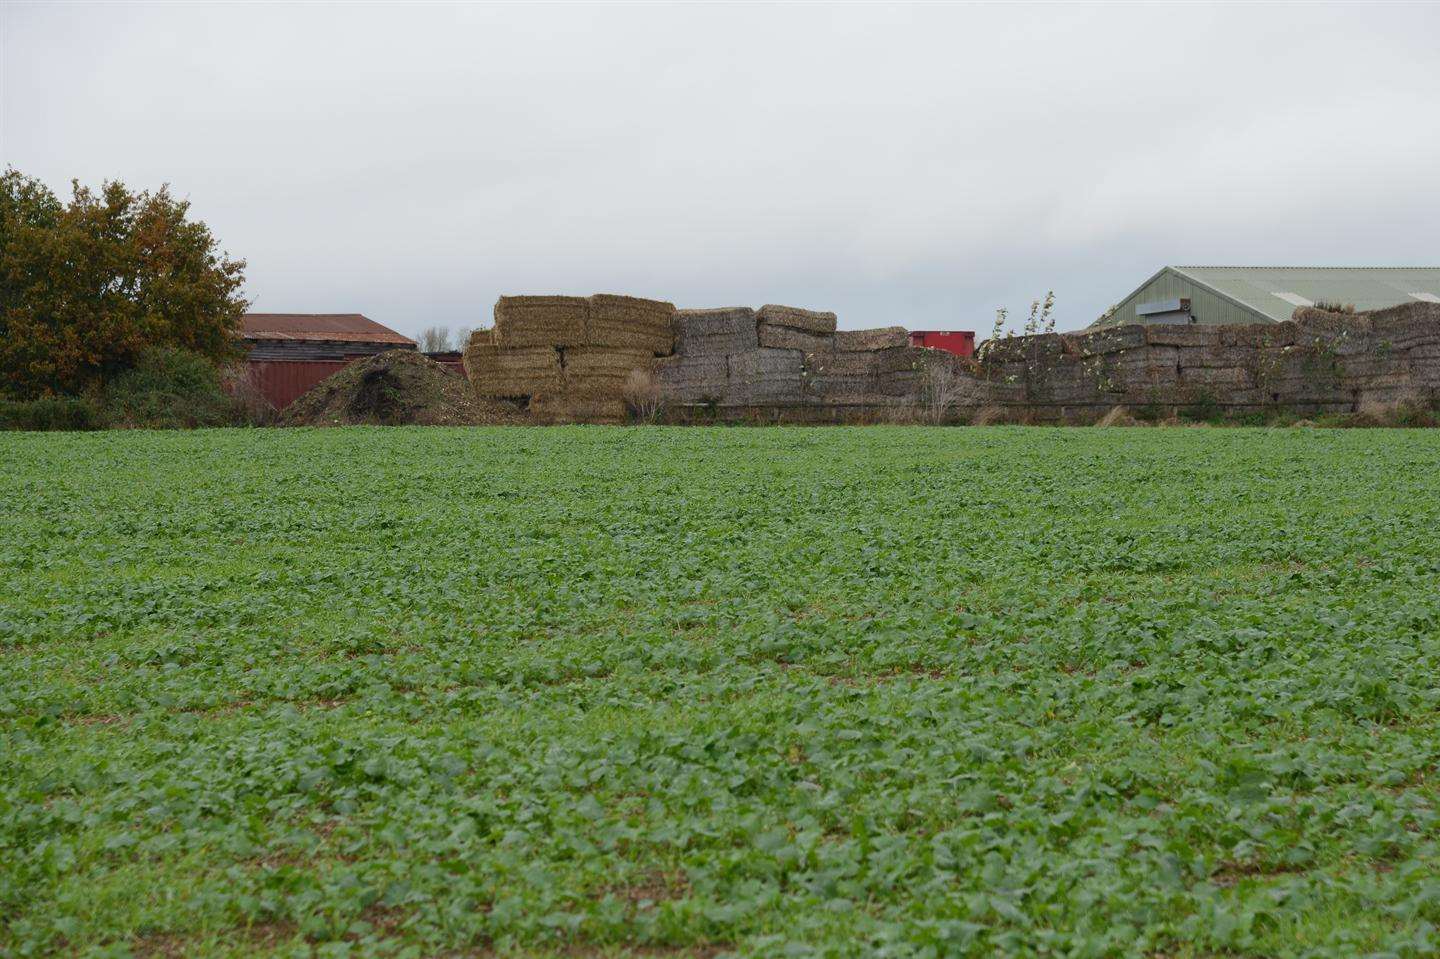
{"left": 970, "top": 405, "right": 1008, "bottom": 426}
{"left": 1095, "top": 406, "right": 1140, "bottom": 427}
{"left": 622, "top": 367, "right": 662, "bottom": 423}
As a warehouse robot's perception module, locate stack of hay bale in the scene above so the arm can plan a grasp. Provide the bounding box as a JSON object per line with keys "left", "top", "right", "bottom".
{"left": 801, "top": 326, "right": 936, "bottom": 409}
{"left": 462, "top": 293, "right": 675, "bottom": 422}
{"left": 729, "top": 305, "right": 837, "bottom": 406}
{"left": 657, "top": 304, "right": 947, "bottom": 412}
{"left": 655, "top": 307, "right": 756, "bottom": 404}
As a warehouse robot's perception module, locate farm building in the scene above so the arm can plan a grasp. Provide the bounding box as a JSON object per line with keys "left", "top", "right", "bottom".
{"left": 240, "top": 313, "right": 416, "bottom": 409}
{"left": 1099, "top": 266, "right": 1440, "bottom": 327}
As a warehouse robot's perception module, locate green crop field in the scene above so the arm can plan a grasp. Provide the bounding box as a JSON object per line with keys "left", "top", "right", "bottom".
{"left": 4, "top": 427, "right": 1440, "bottom": 958}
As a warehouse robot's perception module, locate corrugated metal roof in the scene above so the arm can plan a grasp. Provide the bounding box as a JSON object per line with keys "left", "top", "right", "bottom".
{"left": 1169, "top": 267, "right": 1440, "bottom": 323}
{"left": 241, "top": 313, "right": 415, "bottom": 345}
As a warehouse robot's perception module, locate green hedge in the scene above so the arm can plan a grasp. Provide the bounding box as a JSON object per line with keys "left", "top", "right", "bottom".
{"left": 0, "top": 396, "right": 109, "bottom": 431}
{"left": 1, "top": 347, "right": 260, "bottom": 431}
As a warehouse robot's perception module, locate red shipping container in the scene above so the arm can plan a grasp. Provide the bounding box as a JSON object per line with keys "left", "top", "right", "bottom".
{"left": 908, "top": 330, "right": 976, "bottom": 357}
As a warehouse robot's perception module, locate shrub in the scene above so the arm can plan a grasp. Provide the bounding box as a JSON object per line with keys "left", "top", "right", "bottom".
{"left": 0, "top": 395, "right": 108, "bottom": 431}
{"left": 918, "top": 358, "right": 963, "bottom": 425}
{"left": 622, "top": 368, "right": 662, "bottom": 423}
{"left": 220, "top": 363, "right": 278, "bottom": 425}
{"left": 103, "top": 347, "right": 245, "bottom": 428}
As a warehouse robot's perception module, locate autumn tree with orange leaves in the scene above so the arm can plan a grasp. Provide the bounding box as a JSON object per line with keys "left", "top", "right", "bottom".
{"left": 0, "top": 169, "right": 248, "bottom": 398}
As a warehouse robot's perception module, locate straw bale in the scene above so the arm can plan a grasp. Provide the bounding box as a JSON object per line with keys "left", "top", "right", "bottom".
{"left": 1072, "top": 326, "right": 1147, "bottom": 356}
{"left": 804, "top": 349, "right": 878, "bottom": 400}
{"left": 1144, "top": 325, "right": 1222, "bottom": 348}
{"left": 1372, "top": 310, "right": 1440, "bottom": 350}
{"left": 810, "top": 375, "right": 881, "bottom": 400}
{"left": 461, "top": 333, "right": 500, "bottom": 387}
{"left": 1177, "top": 346, "right": 1259, "bottom": 369}
{"left": 655, "top": 355, "right": 729, "bottom": 404}
{"left": 730, "top": 347, "right": 803, "bottom": 378}
{"left": 675, "top": 307, "right": 758, "bottom": 356}
{"left": 475, "top": 347, "right": 563, "bottom": 398}
{"left": 977, "top": 337, "right": 1028, "bottom": 364}
{"left": 1109, "top": 345, "right": 1180, "bottom": 373}
{"left": 1220, "top": 324, "right": 1298, "bottom": 348}
{"left": 1339, "top": 354, "right": 1408, "bottom": 379}
{"left": 1364, "top": 301, "right": 1440, "bottom": 326}
{"left": 1034, "top": 359, "right": 1094, "bottom": 386}
{"left": 758, "top": 322, "right": 834, "bottom": 354}
{"left": 494, "top": 295, "right": 589, "bottom": 348}
{"left": 875, "top": 369, "right": 924, "bottom": 397}
{"left": 873, "top": 346, "right": 935, "bottom": 375}
{"left": 1180, "top": 366, "right": 1253, "bottom": 389}
{"left": 835, "top": 327, "right": 908, "bottom": 351}
{"left": 756, "top": 305, "right": 837, "bottom": 335}
{"left": 587, "top": 294, "right": 676, "bottom": 355}
{"left": 563, "top": 347, "right": 654, "bottom": 400}
{"left": 728, "top": 348, "right": 807, "bottom": 405}
{"left": 806, "top": 350, "right": 877, "bottom": 377}
{"left": 529, "top": 394, "right": 627, "bottom": 424}
{"left": 1292, "top": 312, "right": 1373, "bottom": 346}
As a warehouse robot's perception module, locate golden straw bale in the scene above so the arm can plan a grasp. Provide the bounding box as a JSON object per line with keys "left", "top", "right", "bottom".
{"left": 461, "top": 332, "right": 500, "bottom": 389}
{"left": 563, "top": 347, "right": 654, "bottom": 400}
{"left": 529, "top": 394, "right": 628, "bottom": 424}
{"left": 494, "top": 295, "right": 589, "bottom": 348}
{"left": 471, "top": 347, "right": 562, "bottom": 398}
{"left": 587, "top": 294, "right": 676, "bottom": 355}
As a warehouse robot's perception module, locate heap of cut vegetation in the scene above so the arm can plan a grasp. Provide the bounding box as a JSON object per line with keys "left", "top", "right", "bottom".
{"left": 283, "top": 349, "right": 523, "bottom": 426}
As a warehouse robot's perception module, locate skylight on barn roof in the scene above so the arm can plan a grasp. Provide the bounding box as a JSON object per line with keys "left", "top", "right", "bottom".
{"left": 1272, "top": 291, "right": 1315, "bottom": 307}
{"left": 1411, "top": 293, "right": 1440, "bottom": 304}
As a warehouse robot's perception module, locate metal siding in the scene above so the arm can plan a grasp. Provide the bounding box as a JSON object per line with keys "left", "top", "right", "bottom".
{"left": 1174, "top": 267, "right": 1440, "bottom": 321}
{"left": 1110, "top": 269, "right": 1261, "bottom": 326}
{"left": 247, "top": 360, "right": 350, "bottom": 409}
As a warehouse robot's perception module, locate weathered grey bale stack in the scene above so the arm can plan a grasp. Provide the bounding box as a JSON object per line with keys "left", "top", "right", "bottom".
{"left": 655, "top": 307, "right": 755, "bottom": 404}
{"left": 967, "top": 301, "right": 1440, "bottom": 418}
{"left": 658, "top": 305, "right": 948, "bottom": 411}
{"left": 463, "top": 293, "right": 675, "bottom": 422}
{"left": 803, "top": 326, "right": 940, "bottom": 408}
{"left": 726, "top": 305, "right": 836, "bottom": 406}
{"left": 835, "top": 327, "right": 909, "bottom": 352}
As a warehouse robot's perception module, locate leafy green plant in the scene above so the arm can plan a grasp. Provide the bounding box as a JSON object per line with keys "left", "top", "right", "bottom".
{"left": 102, "top": 346, "right": 246, "bottom": 428}
{"left": 3, "top": 426, "right": 1440, "bottom": 957}
{"left": 0, "top": 394, "right": 107, "bottom": 431}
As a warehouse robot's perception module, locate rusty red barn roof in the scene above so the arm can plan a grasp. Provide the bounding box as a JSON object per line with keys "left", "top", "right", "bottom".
{"left": 240, "top": 313, "right": 415, "bottom": 345}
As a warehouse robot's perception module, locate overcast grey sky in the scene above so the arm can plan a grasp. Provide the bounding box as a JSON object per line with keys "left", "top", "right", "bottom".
{"left": 4, "top": 2, "right": 1439, "bottom": 337}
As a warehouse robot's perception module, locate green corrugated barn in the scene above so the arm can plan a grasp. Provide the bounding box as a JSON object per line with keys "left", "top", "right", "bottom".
{"left": 1098, "top": 266, "right": 1440, "bottom": 327}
